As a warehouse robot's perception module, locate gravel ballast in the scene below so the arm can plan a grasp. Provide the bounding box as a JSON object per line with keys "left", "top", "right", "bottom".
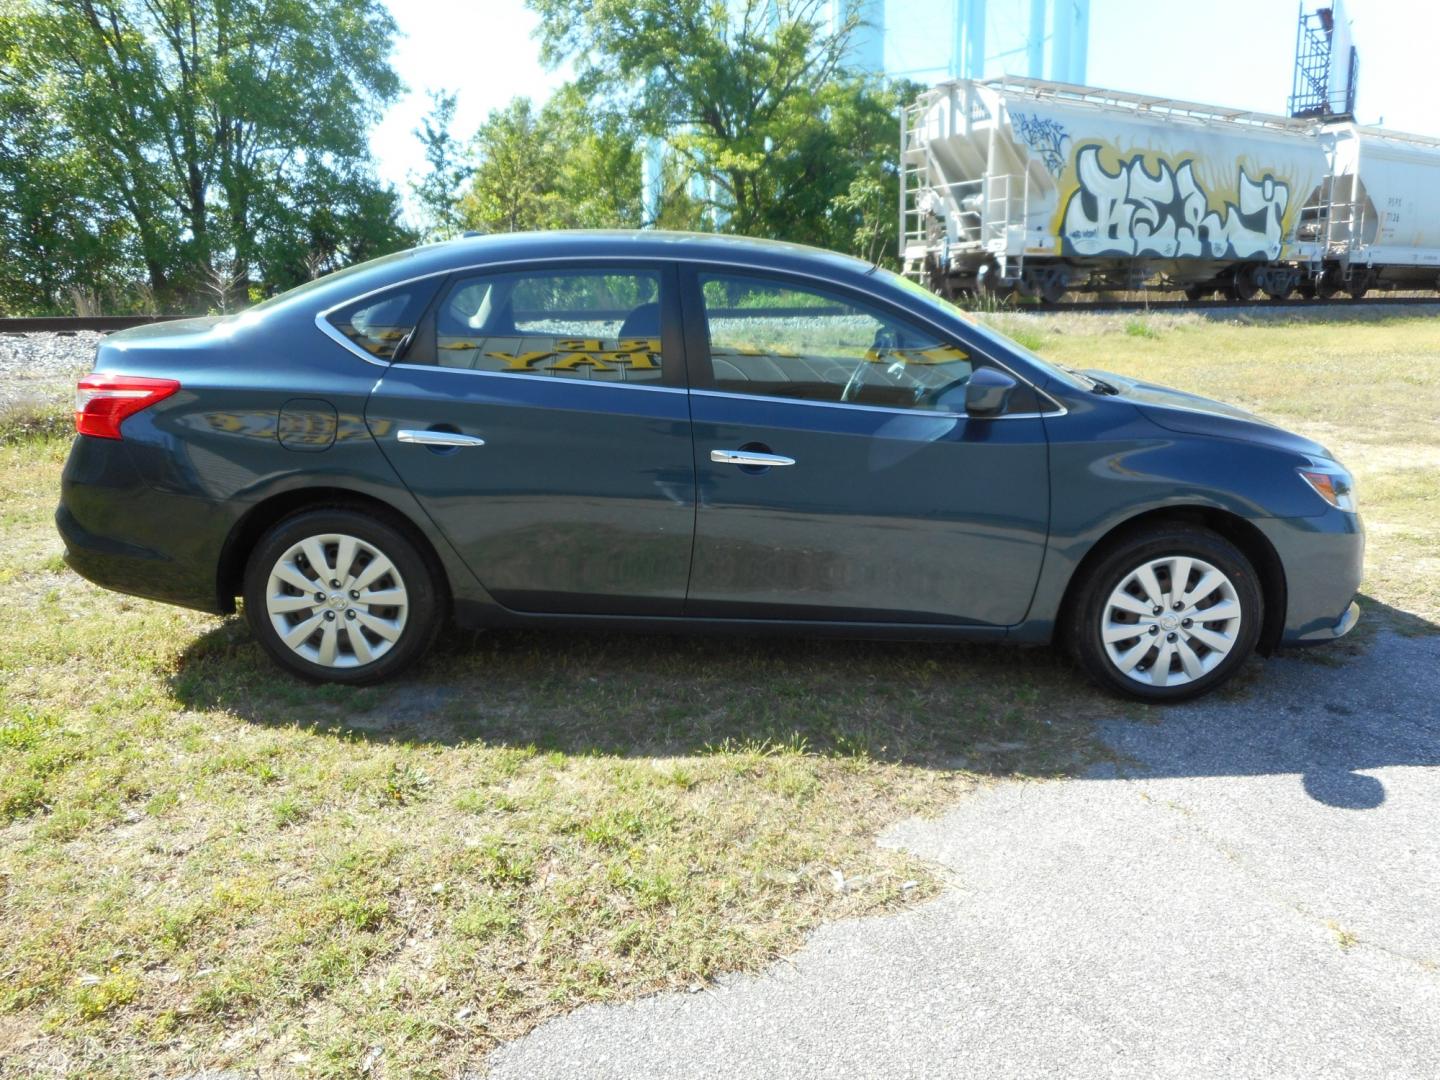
{"left": 0, "top": 331, "right": 103, "bottom": 412}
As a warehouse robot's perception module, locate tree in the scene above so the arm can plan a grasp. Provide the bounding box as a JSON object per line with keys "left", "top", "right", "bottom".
{"left": 0, "top": 37, "right": 134, "bottom": 313}
{"left": 252, "top": 161, "right": 415, "bottom": 297}
{"left": 4, "top": 0, "right": 407, "bottom": 309}
{"left": 457, "top": 98, "right": 560, "bottom": 234}
{"left": 526, "top": 0, "right": 905, "bottom": 259}
{"left": 456, "top": 88, "right": 643, "bottom": 235}
{"left": 819, "top": 79, "right": 919, "bottom": 266}
{"left": 545, "top": 85, "right": 644, "bottom": 229}
{"left": 411, "top": 91, "right": 472, "bottom": 242}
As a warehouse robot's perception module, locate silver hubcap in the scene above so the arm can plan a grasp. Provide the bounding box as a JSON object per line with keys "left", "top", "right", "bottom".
{"left": 1101, "top": 555, "right": 1243, "bottom": 688}
{"left": 264, "top": 533, "right": 408, "bottom": 668}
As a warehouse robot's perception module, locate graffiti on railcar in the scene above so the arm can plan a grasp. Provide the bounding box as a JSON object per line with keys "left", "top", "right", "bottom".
{"left": 1060, "top": 144, "right": 1291, "bottom": 260}
{"left": 1013, "top": 112, "right": 1071, "bottom": 177}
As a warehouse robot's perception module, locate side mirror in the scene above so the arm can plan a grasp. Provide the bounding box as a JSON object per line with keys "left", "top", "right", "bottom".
{"left": 964, "top": 367, "right": 1018, "bottom": 418}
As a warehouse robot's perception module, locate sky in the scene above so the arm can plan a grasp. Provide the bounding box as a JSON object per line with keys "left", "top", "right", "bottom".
{"left": 370, "top": 0, "right": 1440, "bottom": 222}
{"left": 1084, "top": 0, "right": 1434, "bottom": 133}
{"left": 368, "top": 2, "right": 573, "bottom": 220}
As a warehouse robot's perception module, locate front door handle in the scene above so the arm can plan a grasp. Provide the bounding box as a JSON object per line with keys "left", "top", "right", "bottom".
{"left": 711, "top": 449, "right": 795, "bottom": 467}
{"left": 397, "top": 429, "right": 486, "bottom": 448}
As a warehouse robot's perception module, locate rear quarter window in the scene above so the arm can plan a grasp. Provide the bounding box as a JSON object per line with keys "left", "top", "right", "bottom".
{"left": 325, "top": 285, "right": 437, "bottom": 361}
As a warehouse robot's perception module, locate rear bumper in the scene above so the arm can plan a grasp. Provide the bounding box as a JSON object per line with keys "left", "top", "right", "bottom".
{"left": 57, "top": 436, "right": 233, "bottom": 614}
{"left": 56, "top": 502, "right": 222, "bottom": 614}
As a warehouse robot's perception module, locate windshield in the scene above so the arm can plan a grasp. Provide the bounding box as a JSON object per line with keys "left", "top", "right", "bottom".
{"left": 870, "top": 266, "right": 1092, "bottom": 390}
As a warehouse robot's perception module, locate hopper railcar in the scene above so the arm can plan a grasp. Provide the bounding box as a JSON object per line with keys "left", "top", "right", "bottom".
{"left": 901, "top": 77, "right": 1440, "bottom": 302}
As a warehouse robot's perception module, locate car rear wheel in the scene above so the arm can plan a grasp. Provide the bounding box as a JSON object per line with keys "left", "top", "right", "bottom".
{"left": 1067, "top": 525, "right": 1263, "bottom": 701}
{"left": 243, "top": 509, "right": 442, "bottom": 684}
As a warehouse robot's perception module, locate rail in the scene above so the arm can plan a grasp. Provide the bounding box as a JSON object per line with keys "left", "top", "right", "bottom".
{"left": 0, "top": 315, "right": 189, "bottom": 334}
{"left": 956, "top": 295, "right": 1440, "bottom": 314}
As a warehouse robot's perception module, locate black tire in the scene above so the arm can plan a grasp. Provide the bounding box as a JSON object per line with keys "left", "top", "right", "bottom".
{"left": 1066, "top": 524, "right": 1264, "bottom": 702}
{"left": 243, "top": 508, "right": 443, "bottom": 684}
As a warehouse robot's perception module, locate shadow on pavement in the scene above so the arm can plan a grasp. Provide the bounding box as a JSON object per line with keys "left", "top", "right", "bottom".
{"left": 1092, "top": 595, "right": 1439, "bottom": 810}
{"left": 170, "top": 592, "right": 1437, "bottom": 810}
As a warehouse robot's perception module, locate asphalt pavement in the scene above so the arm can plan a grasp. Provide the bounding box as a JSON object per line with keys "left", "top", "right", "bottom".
{"left": 487, "top": 628, "right": 1440, "bottom": 1079}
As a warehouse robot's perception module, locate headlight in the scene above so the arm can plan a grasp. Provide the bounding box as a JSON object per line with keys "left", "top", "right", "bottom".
{"left": 1298, "top": 465, "right": 1357, "bottom": 512}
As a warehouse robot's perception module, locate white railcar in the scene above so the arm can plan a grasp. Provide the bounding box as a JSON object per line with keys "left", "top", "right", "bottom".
{"left": 1303, "top": 125, "right": 1440, "bottom": 296}
{"left": 901, "top": 77, "right": 1440, "bottom": 300}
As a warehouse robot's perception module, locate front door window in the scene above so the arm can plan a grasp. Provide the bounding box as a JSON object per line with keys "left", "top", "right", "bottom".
{"left": 697, "top": 273, "right": 974, "bottom": 412}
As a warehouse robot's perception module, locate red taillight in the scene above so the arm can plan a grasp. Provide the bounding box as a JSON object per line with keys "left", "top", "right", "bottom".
{"left": 75, "top": 372, "right": 181, "bottom": 440}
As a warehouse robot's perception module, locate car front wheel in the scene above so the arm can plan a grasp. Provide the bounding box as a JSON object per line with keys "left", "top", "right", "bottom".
{"left": 1068, "top": 525, "right": 1263, "bottom": 701}
{"left": 243, "top": 509, "right": 442, "bottom": 684}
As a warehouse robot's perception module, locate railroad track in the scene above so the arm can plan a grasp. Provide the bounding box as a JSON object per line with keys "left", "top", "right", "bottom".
{"left": 0, "top": 315, "right": 188, "bottom": 334}
{"left": 1017, "top": 296, "right": 1440, "bottom": 314}
{"left": 3, "top": 296, "right": 1439, "bottom": 335}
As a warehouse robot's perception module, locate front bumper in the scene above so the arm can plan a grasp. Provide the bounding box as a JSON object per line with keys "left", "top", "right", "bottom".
{"left": 1255, "top": 508, "right": 1365, "bottom": 646}
{"left": 1290, "top": 599, "right": 1361, "bottom": 645}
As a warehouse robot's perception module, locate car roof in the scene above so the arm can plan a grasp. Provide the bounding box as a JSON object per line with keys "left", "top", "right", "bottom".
{"left": 252, "top": 230, "right": 882, "bottom": 322}
{"left": 417, "top": 229, "right": 878, "bottom": 280}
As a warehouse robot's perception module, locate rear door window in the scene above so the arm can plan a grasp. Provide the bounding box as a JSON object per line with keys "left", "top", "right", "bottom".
{"left": 415, "top": 268, "right": 666, "bottom": 384}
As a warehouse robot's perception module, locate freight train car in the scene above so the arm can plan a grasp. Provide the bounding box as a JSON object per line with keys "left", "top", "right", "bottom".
{"left": 900, "top": 77, "right": 1440, "bottom": 301}
{"left": 1299, "top": 124, "right": 1440, "bottom": 298}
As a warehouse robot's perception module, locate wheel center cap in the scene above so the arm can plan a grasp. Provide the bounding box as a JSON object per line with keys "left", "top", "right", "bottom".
{"left": 328, "top": 593, "right": 347, "bottom": 610}
{"left": 1159, "top": 613, "right": 1180, "bottom": 631}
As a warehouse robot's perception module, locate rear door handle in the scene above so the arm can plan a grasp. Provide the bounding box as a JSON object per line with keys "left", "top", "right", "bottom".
{"left": 397, "top": 429, "right": 486, "bottom": 448}
{"left": 710, "top": 449, "right": 795, "bottom": 467}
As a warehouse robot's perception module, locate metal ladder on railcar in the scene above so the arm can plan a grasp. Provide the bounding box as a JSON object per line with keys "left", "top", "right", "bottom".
{"left": 900, "top": 85, "right": 994, "bottom": 284}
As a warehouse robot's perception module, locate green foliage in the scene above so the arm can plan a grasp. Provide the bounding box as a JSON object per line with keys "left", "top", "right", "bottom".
{"left": 1, "top": 0, "right": 412, "bottom": 313}
{"left": 832, "top": 168, "right": 899, "bottom": 267}
{"left": 525, "top": 0, "right": 912, "bottom": 261}
{"left": 0, "top": 22, "right": 133, "bottom": 315}
{"left": 457, "top": 87, "right": 643, "bottom": 235}
{"left": 411, "top": 91, "right": 473, "bottom": 242}
{"left": 4, "top": 0, "right": 919, "bottom": 314}
{"left": 251, "top": 160, "right": 414, "bottom": 297}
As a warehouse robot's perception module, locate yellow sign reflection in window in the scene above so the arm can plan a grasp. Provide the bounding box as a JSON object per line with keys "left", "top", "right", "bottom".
{"left": 436, "top": 336, "right": 666, "bottom": 377}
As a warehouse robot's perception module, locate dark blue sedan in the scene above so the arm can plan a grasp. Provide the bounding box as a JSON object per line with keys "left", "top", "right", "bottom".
{"left": 58, "top": 232, "right": 1363, "bottom": 699}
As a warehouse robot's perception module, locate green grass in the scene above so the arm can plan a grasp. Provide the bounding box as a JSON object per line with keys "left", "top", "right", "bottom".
{"left": 2, "top": 312, "right": 1436, "bottom": 1076}
{"left": 0, "top": 401, "right": 75, "bottom": 446}
{"left": 1123, "top": 317, "right": 1161, "bottom": 340}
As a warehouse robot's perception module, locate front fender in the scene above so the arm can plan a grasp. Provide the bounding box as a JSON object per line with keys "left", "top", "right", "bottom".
{"left": 1012, "top": 395, "right": 1333, "bottom": 641}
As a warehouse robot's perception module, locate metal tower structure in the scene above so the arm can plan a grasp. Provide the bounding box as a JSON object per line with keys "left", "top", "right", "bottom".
{"left": 1288, "top": 1, "right": 1359, "bottom": 119}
